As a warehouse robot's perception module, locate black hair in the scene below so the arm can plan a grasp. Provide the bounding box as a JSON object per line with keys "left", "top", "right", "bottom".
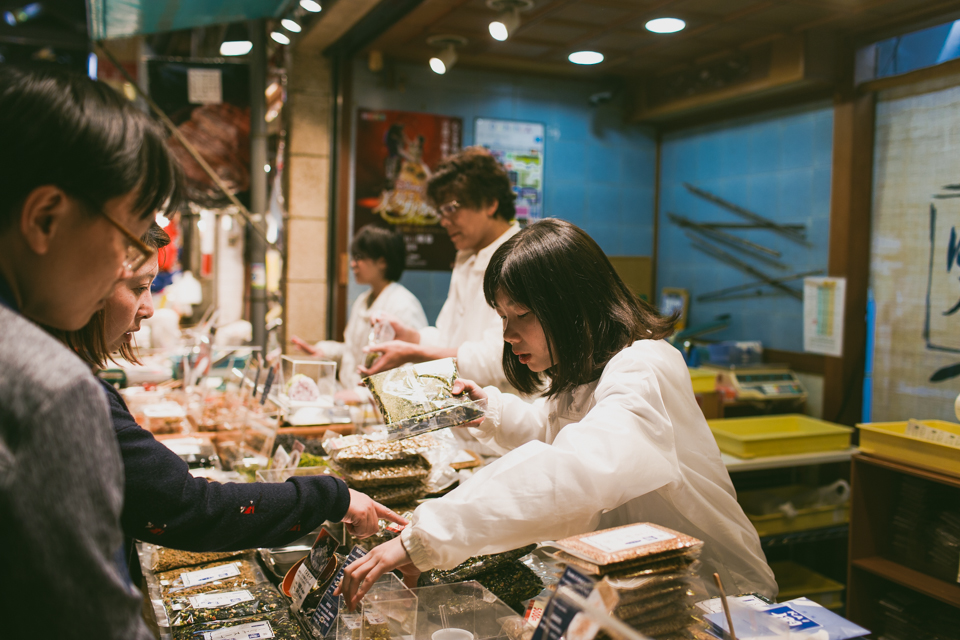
{"left": 143, "top": 222, "right": 172, "bottom": 250}
{"left": 426, "top": 146, "right": 516, "bottom": 222}
{"left": 0, "top": 63, "right": 181, "bottom": 231}
{"left": 483, "top": 218, "right": 678, "bottom": 396}
{"left": 351, "top": 225, "right": 406, "bottom": 282}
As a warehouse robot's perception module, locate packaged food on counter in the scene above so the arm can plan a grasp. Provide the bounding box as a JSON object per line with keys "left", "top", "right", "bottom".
{"left": 163, "top": 582, "right": 286, "bottom": 627}
{"left": 273, "top": 433, "right": 328, "bottom": 457}
{"left": 419, "top": 545, "right": 537, "bottom": 586}
{"left": 140, "top": 400, "right": 190, "bottom": 435}
{"left": 325, "top": 433, "right": 441, "bottom": 465}
{"left": 171, "top": 610, "right": 304, "bottom": 640}
{"left": 418, "top": 545, "right": 542, "bottom": 613}
{"left": 156, "top": 556, "right": 266, "bottom": 598}
{"left": 362, "top": 358, "right": 485, "bottom": 441}
{"left": 551, "top": 523, "right": 703, "bottom": 576}
{"left": 336, "top": 458, "right": 430, "bottom": 488}
{"left": 151, "top": 546, "right": 244, "bottom": 573}
{"left": 362, "top": 483, "right": 425, "bottom": 507}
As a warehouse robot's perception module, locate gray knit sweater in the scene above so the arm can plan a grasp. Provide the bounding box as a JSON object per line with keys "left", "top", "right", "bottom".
{"left": 0, "top": 302, "right": 152, "bottom": 638}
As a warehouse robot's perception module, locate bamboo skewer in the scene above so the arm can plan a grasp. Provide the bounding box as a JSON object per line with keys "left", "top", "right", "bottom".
{"left": 713, "top": 572, "right": 738, "bottom": 640}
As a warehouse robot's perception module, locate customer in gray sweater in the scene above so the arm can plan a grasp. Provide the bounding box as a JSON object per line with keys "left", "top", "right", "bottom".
{"left": 0, "top": 64, "right": 180, "bottom": 637}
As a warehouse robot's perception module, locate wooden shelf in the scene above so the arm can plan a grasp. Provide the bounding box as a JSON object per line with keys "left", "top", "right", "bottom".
{"left": 851, "top": 556, "right": 960, "bottom": 609}
{"left": 853, "top": 453, "right": 960, "bottom": 489}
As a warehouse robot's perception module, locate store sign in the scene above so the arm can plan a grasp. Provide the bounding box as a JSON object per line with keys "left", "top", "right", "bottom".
{"left": 355, "top": 109, "right": 462, "bottom": 271}
{"left": 475, "top": 118, "right": 544, "bottom": 221}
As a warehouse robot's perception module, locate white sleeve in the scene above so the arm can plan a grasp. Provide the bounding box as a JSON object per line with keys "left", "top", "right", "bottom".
{"left": 455, "top": 326, "right": 509, "bottom": 389}
{"left": 467, "top": 386, "right": 551, "bottom": 451}
{"left": 401, "top": 352, "right": 682, "bottom": 571}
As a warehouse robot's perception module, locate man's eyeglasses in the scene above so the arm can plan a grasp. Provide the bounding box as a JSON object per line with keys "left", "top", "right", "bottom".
{"left": 99, "top": 212, "right": 155, "bottom": 274}
{"left": 437, "top": 200, "right": 460, "bottom": 219}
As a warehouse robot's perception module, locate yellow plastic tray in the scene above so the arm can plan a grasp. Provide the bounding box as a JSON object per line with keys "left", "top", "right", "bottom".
{"left": 770, "top": 561, "right": 845, "bottom": 610}
{"left": 737, "top": 485, "right": 849, "bottom": 537}
{"left": 708, "top": 414, "right": 853, "bottom": 458}
{"left": 688, "top": 368, "right": 718, "bottom": 394}
{"left": 857, "top": 419, "right": 960, "bottom": 478}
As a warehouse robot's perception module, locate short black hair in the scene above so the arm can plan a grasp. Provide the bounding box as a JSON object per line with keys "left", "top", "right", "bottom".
{"left": 427, "top": 147, "right": 516, "bottom": 222}
{"left": 0, "top": 63, "right": 181, "bottom": 231}
{"left": 351, "top": 225, "right": 406, "bottom": 282}
{"left": 143, "top": 222, "right": 172, "bottom": 250}
{"left": 484, "top": 218, "right": 678, "bottom": 397}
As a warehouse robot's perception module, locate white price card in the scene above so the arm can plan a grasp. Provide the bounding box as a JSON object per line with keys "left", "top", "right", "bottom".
{"left": 290, "top": 561, "right": 319, "bottom": 611}
{"left": 202, "top": 621, "right": 274, "bottom": 640}
{"left": 581, "top": 524, "right": 675, "bottom": 553}
{"left": 180, "top": 562, "right": 241, "bottom": 588}
{"left": 188, "top": 68, "right": 222, "bottom": 104}
{"left": 188, "top": 590, "right": 254, "bottom": 609}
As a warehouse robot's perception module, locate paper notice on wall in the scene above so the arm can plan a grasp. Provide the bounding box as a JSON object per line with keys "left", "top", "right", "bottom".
{"left": 804, "top": 277, "right": 846, "bottom": 357}
{"left": 188, "top": 68, "right": 223, "bottom": 104}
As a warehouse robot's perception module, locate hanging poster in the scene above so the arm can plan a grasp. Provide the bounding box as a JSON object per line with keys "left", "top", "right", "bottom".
{"left": 355, "top": 109, "right": 462, "bottom": 271}
{"left": 475, "top": 118, "right": 544, "bottom": 220}
{"left": 803, "top": 277, "right": 845, "bottom": 357}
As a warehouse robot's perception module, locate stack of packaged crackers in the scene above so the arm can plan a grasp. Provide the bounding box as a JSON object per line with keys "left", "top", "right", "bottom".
{"left": 553, "top": 523, "right": 703, "bottom": 640}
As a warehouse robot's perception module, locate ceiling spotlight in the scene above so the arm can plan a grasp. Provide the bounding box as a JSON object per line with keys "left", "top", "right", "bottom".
{"left": 300, "top": 0, "right": 321, "bottom": 12}
{"left": 486, "top": 0, "right": 532, "bottom": 42}
{"left": 3, "top": 2, "right": 41, "bottom": 26}
{"left": 645, "top": 17, "right": 685, "bottom": 33}
{"left": 426, "top": 35, "right": 468, "bottom": 75}
{"left": 568, "top": 50, "right": 604, "bottom": 65}
{"left": 281, "top": 18, "right": 301, "bottom": 33}
{"left": 220, "top": 23, "right": 252, "bottom": 56}
{"left": 271, "top": 31, "right": 291, "bottom": 45}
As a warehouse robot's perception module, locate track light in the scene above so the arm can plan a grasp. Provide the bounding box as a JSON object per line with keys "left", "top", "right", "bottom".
{"left": 271, "top": 31, "right": 291, "bottom": 45}
{"left": 220, "top": 23, "right": 252, "bottom": 57}
{"left": 300, "top": 0, "right": 321, "bottom": 12}
{"left": 426, "top": 35, "right": 467, "bottom": 75}
{"left": 486, "top": 0, "right": 532, "bottom": 42}
{"left": 281, "top": 18, "right": 301, "bottom": 33}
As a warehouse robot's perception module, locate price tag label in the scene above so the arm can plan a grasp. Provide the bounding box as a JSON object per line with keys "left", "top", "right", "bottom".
{"left": 531, "top": 566, "right": 595, "bottom": 640}
{"left": 180, "top": 562, "right": 241, "bottom": 588}
{"left": 290, "top": 561, "right": 319, "bottom": 611}
{"left": 202, "top": 620, "right": 274, "bottom": 640}
{"left": 188, "top": 590, "right": 254, "bottom": 609}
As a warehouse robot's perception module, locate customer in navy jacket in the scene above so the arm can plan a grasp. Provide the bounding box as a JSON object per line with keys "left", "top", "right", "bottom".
{"left": 54, "top": 224, "right": 402, "bottom": 554}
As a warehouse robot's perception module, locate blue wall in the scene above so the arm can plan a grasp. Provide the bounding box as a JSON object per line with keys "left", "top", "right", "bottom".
{"left": 657, "top": 102, "right": 833, "bottom": 352}
{"left": 350, "top": 59, "right": 657, "bottom": 324}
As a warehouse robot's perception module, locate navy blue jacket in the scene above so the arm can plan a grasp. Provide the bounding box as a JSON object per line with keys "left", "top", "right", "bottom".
{"left": 101, "top": 380, "right": 350, "bottom": 551}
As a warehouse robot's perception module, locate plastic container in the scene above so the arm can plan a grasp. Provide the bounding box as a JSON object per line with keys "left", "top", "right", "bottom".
{"left": 737, "top": 484, "right": 849, "bottom": 537}
{"left": 360, "top": 574, "right": 418, "bottom": 640}
{"left": 688, "top": 368, "right": 717, "bottom": 394}
{"left": 857, "top": 419, "right": 960, "bottom": 478}
{"left": 707, "top": 414, "right": 853, "bottom": 458}
{"left": 770, "top": 561, "right": 845, "bottom": 611}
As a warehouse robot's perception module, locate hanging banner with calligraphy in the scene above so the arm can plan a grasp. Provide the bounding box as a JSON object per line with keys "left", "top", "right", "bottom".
{"left": 354, "top": 109, "right": 462, "bottom": 271}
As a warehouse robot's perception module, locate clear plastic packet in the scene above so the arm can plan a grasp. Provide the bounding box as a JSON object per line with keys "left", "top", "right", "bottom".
{"left": 171, "top": 610, "right": 305, "bottom": 640}
{"left": 362, "top": 358, "right": 486, "bottom": 441}
{"left": 326, "top": 432, "right": 441, "bottom": 465}
{"left": 419, "top": 545, "right": 538, "bottom": 586}
{"left": 613, "top": 588, "right": 694, "bottom": 621}
{"left": 163, "top": 582, "right": 286, "bottom": 627}
{"left": 156, "top": 555, "right": 266, "bottom": 598}
{"left": 336, "top": 458, "right": 430, "bottom": 488}
{"left": 152, "top": 547, "right": 244, "bottom": 573}
{"left": 602, "top": 571, "right": 695, "bottom": 608}
{"left": 552, "top": 523, "right": 703, "bottom": 576}
{"left": 364, "top": 315, "right": 396, "bottom": 369}
{"left": 363, "top": 483, "right": 425, "bottom": 507}
{"left": 474, "top": 561, "right": 545, "bottom": 611}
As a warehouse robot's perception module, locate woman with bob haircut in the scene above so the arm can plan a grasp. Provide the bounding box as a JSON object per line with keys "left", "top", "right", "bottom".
{"left": 53, "top": 224, "right": 404, "bottom": 568}
{"left": 338, "top": 218, "right": 777, "bottom": 605}
{"left": 292, "top": 224, "right": 427, "bottom": 394}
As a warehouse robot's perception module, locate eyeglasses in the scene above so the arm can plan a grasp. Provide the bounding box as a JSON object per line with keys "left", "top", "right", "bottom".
{"left": 437, "top": 200, "right": 461, "bottom": 219}
{"left": 99, "top": 211, "right": 155, "bottom": 273}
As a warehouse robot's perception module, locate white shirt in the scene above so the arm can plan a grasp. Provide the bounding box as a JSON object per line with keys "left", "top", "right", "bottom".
{"left": 419, "top": 224, "right": 520, "bottom": 390}
{"left": 402, "top": 339, "right": 778, "bottom": 599}
{"left": 320, "top": 282, "right": 427, "bottom": 388}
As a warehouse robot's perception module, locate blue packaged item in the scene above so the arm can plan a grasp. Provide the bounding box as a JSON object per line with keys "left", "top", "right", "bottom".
{"left": 705, "top": 341, "right": 762, "bottom": 366}
{"left": 703, "top": 597, "right": 869, "bottom": 639}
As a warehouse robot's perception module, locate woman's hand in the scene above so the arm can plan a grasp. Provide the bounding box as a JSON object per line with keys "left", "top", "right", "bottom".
{"left": 373, "top": 314, "right": 421, "bottom": 344}
{"left": 291, "top": 335, "right": 323, "bottom": 357}
{"left": 358, "top": 340, "right": 426, "bottom": 376}
{"left": 452, "top": 379, "right": 487, "bottom": 426}
{"left": 335, "top": 537, "right": 420, "bottom": 610}
{"left": 341, "top": 490, "right": 407, "bottom": 539}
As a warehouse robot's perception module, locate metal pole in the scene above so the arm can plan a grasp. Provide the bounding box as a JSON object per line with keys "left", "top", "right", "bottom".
{"left": 249, "top": 19, "right": 268, "bottom": 352}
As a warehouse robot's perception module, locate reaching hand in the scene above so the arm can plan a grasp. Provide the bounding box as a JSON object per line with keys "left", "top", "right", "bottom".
{"left": 373, "top": 314, "right": 420, "bottom": 344}
{"left": 341, "top": 489, "right": 407, "bottom": 539}
{"left": 358, "top": 340, "right": 425, "bottom": 376}
{"left": 291, "top": 335, "right": 323, "bottom": 357}
{"left": 452, "top": 378, "right": 487, "bottom": 426}
{"left": 335, "top": 537, "right": 419, "bottom": 610}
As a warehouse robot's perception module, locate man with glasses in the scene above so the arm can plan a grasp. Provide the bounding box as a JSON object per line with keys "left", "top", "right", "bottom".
{"left": 0, "top": 64, "right": 180, "bottom": 637}
{"left": 361, "top": 147, "right": 519, "bottom": 395}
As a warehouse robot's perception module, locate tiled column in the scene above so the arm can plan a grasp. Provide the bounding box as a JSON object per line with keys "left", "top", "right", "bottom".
{"left": 283, "top": 47, "right": 333, "bottom": 352}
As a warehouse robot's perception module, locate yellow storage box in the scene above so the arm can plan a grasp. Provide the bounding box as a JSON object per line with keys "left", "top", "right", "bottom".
{"left": 737, "top": 484, "right": 849, "bottom": 537}
{"left": 770, "top": 561, "right": 845, "bottom": 610}
{"left": 688, "top": 368, "right": 718, "bottom": 394}
{"left": 857, "top": 419, "right": 960, "bottom": 479}
{"left": 708, "top": 414, "right": 853, "bottom": 459}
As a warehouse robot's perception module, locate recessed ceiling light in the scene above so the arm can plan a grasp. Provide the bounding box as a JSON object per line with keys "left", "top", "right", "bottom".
{"left": 270, "top": 31, "right": 290, "bottom": 45}
{"left": 300, "top": 0, "right": 321, "bottom": 12}
{"left": 645, "top": 17, "right": 685, "bottom": 33}
{"left": 281, "top": 18, "right": 301, "bottom": 33}
{"left": 568, "top": 51, "right": 604, "bottom": 65}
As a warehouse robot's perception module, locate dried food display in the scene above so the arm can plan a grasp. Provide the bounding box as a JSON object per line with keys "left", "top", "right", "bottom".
{"left": 152, "top": 547, "right": 244, "bottom": 573}
{"left": 327, "top": 433, "right": 441, "bottom": 465}
{"left": 419, "top": 545, "right": 542, "bottom": 612}
{"left": 171, "top": 610, "right": 304, "bottom": 640}
{"left": 157, "top": 558, "right": 264, "bottom": 598}
{"left": 163, "top": 582, "right": 286, "bottom": 627}
{"left": 363, "top": 483, "right": 425, "bottom": 507}
{"left": 337, "top": 458, "right": 430, "bottom": 488}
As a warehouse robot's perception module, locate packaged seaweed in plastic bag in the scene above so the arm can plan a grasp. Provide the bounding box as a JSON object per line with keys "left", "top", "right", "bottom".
{"left": 156, "top": 556, "right": 266, "bottom": 598}
{"left": 362, "top": 358, "right": 485, "bottom": 441}
{"left": 171, "top": 610, "right": 304, "bottom": 640}
{"left": 163, "top": 582, "right": 286, "bottom": 627}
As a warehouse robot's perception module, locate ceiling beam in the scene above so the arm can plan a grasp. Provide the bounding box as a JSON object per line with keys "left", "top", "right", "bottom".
{"left": 297, "top": 0, "right": 383, "bottom": 52}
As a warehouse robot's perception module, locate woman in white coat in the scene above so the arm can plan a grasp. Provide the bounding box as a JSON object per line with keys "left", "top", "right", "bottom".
{"left": 338, "top": 219, "right": 777, "bottom": 605}
{"left": 292, "top": 225, "right": 427, "bottom": 397}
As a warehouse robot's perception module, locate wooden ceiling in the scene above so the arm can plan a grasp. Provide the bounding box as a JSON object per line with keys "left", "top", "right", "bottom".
{"left": 364, "top": 0, "right": 960, "bottom": 78}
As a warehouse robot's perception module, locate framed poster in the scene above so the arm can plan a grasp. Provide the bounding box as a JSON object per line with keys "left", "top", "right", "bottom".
{"left": 355, "top": 109, "right": 462, "bottom": 271}
{"left": 475, "top": 118, "right": 544, "bottom": 221}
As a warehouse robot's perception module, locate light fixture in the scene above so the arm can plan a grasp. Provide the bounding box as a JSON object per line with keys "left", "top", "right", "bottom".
{"left": 486, "top": 0, "right": 532, "bottom": 42}
{"left": 271, "top": 31, "right": 291, "bottom": 45}
{"left": 3, "top": 2, "right": 41, "bottom": 26}
{"left": 645, "top": 17, "right": 685, "bottom": 33}
{"left": 281, "top": 18, "right": 301, "bottom": 33}
{"left": 264, "top": 164, "right": 272, "bottom": 173}
{"left": 426, "top": 35, "right": 467, "bottom": 75}
{"left": 87, "top": 52, "right": 98, "bottom": 80}
{"left": 300, "top": 0, "right": 321, "bottom": 12}
{"left": 568, "top": 50, "right": 604, "bottom": 65}
{"left": 220, "top": 23, "right": 252, "bottom": 56}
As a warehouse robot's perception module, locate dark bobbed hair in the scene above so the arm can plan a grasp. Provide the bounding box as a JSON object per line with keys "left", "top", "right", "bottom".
{"left": 0, "top": 63, "right": 181, "bottom": 231}
{"left": 53, "top": 223, "right": 172, "bottom": 369}
{"left": 351, "top": 225, "right": 406, "bottom": 282}
{"left": 426, "top": 146, "right": 516, "bottom": 222}
{"left": 483, "top": 218, "right": 677, "bottom": 397}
